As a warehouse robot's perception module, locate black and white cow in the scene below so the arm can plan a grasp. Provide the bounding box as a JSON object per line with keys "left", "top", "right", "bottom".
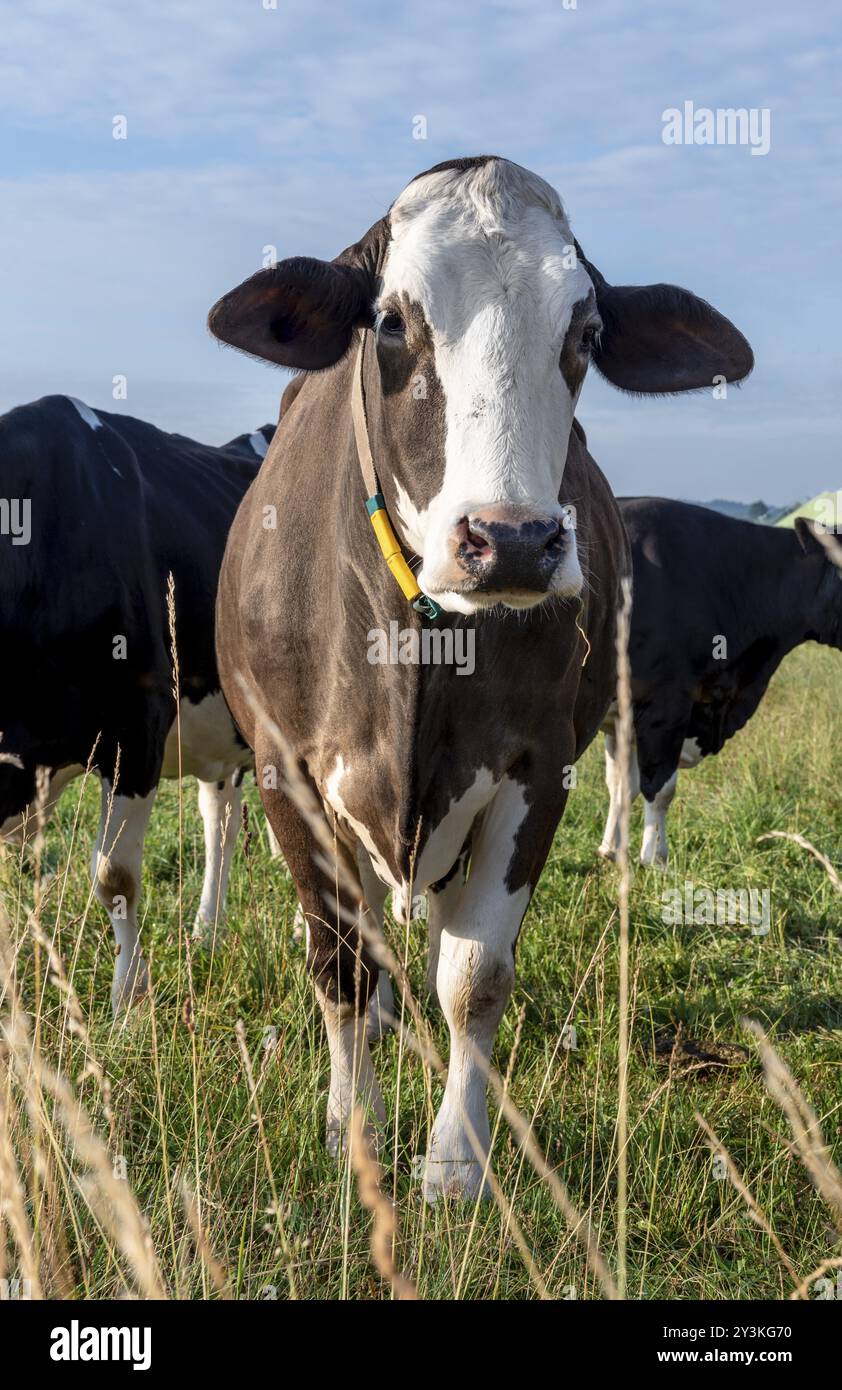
{"left": 209, "top": 156, "right": 752, "bottom": 1199}
{"left": 0, "top": 395, "right": 274, "bottom": 1011}
{"left": 599, "top": 498, "right": 842, "bottom": 866}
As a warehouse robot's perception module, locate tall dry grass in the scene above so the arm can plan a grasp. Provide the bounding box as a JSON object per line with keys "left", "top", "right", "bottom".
{"left": 0, "top": 592, "right": 839, "bottom": 1301}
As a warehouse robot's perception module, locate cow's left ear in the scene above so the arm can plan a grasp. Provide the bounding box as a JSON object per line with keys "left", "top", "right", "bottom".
{"left": 208, "top": 256, "right": 375, "bottom": 371}
{"left": 575, "top": 246, "right": 753, "bottom": 394}
{"left": 795, "top": 516, "right": 841, "bottom": 558}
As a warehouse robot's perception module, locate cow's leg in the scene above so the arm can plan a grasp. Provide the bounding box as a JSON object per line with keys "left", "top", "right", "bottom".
{"left": 356, "top": 847, "right": 394, "bottom": 1042}
{"left": 258, "top": 767, "right": 384, "bottom": 1156}
{"left": 192, "top": 770, "right": 243, "bottom": 945}
{"left": 1, "top": 762, "right": 84, "bottom": 844}
{"left": 636, "top": 707, "right": 692, "bottom": 869}
{"left": 423, "top": 776, "right": 544, "bottom": 1203}
{"left": 640, "top": 769, "right": 678, "bottom": 866}
{"left": 597, "top": 730, "right": 641, "bottom": 861}
{"left": 92, "top": 783, "right": 157, "bottom": 1016}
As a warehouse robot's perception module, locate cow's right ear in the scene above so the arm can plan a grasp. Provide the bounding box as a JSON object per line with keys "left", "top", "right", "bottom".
{"left": 573, "top": 243, "right": 753, "bottom": 394}
{"left": 208, "top": 257, "right": 375, "bottom": 371}
{"left": 794, "top": 515, "right": 841, "bottom": 558}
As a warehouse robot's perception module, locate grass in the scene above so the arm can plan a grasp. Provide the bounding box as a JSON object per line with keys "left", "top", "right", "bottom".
{"left": 1, "top": 642, "right": 840, "bottom": 1300}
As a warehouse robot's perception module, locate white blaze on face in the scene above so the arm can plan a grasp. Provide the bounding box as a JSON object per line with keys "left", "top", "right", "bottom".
{"left": 380, "top": 160, "right": 594, "bottom": 613}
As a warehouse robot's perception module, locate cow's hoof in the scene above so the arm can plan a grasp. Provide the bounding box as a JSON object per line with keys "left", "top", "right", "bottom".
{"left": 325, "top": 1114, "right": 381, "bottom": 1160}
{"left": 191, "top": 914, "right": 227, "bottom": 949}
{"left": 597, "top": 845, "right": 617, "bottom": 863}
{"left": 639, "top": 851, "right": 668, "bottom": 870}
{"left": 422, "top": 1156, "right": 491, "bottom": 1204}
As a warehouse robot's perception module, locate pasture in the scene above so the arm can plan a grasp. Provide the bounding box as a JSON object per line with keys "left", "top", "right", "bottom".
{"left": 1, "top": 642, "right": 839, "bottom": 1301}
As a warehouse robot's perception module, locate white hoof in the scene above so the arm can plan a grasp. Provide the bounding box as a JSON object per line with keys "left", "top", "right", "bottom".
{"left": 191, "top": 912, "right": 227, "bottom": 948}
{"left": 422, "top": 1118, "right": 491, "bottom": 1203}
{"left": 325, "top": 1112, "right": 382, "bottom": 1160}
{"left": 597, "top": 844, "right": 617, "bottom": 863}
{"left": 422, "top": 1155, "right": 491, "bottom": 1204}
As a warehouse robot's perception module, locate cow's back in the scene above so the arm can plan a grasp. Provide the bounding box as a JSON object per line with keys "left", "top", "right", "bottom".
{"left": 0, "top": 395, "right": 259, "bottom": 768}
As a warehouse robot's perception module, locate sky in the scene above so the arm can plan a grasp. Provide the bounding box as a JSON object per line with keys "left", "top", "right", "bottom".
{"left": 0, "top": 0, "right": 839, "bottom": 502}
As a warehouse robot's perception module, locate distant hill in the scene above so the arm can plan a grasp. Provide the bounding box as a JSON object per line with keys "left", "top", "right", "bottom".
{"left": 688, "top": 498, "right": 800, "bottom": 525}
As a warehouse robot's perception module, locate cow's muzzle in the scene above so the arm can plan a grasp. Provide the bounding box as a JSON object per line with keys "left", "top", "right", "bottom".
{"left": 451, "top": 506, "right": 566, "bottom": 597}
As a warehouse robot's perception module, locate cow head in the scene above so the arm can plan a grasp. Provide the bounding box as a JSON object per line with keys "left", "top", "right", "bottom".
{"left": 209, "top": 156, "right": 753, "bottom": 615}
{"left": 795, "top": 517, "right": 842, "bottom": 650}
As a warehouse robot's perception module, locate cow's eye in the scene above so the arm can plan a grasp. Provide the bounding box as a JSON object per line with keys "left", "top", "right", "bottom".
{"left": 379, "top": 311, "right": 406, "bottom": 339}
{"left": 579, "top": 322, "right": 601, "bottom": 355}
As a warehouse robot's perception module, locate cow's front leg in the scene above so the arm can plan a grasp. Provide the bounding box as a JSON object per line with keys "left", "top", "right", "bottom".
{"left": 423, "top": 777, "right": 539, "bottom": 1203}
{"left": 192, "top": 770, "right": 244, "bottom": 945}
{"left": 356, "top": 846, "right": 394, "bottom": 1043}
{"left": 258, "top": 768, "right": 385, "bottom": 1156}
{"left": 640, "top": 769, "right": 678, "bottom": 866}
{"left": 92, "top": 783, "right": 157, "bottom": 1016}
{"left": 598, "top": 729, "right": 640, "bottom": 861}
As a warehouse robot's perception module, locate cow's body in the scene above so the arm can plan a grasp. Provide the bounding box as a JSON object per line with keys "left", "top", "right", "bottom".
{"left": 210, "top": 156, "right": 752, "bottom": 1198}
{"left": 0, "top": 395, "right": 274, "bottom": 1009}
{"left": 599, "top": 498, "right": 842, "bottom": 865}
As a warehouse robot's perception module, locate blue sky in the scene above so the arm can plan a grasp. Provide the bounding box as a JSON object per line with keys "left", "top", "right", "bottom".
{"left": 1, "top": 0, "right": 838, "bottom": 501}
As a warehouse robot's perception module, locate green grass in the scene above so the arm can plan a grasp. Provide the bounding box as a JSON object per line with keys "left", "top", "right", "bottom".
{"left": 1, "top": 643, "right": 840, "bottom": 1300}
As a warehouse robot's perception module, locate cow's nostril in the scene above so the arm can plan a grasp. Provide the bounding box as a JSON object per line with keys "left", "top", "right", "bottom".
{"left": 456, "top": 517, "right": 494, "bottom": 558}
{"left": 544, "top": 519, "right": 562, "bottom": 550}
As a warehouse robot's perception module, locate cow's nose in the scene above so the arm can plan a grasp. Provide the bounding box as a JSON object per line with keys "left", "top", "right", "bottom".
{"left": 453, "top": 507, "right": 564, "bottom": 592}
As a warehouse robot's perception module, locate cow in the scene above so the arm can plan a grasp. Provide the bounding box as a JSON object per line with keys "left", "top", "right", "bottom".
{"left": 208, "top": 155, "right": 753, "bottom": 1200}
{"left": 599, "top": 499, "right": 842, "bottom": 867}
{"left": 0, "top": 395, "right": 275, "bottom": 1013}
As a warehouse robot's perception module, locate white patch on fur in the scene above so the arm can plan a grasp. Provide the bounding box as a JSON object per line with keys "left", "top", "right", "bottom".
{"left": 380, "top": 159, "right": 594, "bottom": 613}
{"left": 323, "top": 756, "right": 401, "bottom": 892}
{"left": 679, "top": 737, "right": 703, "bottom": 769}
{"left": 67, "top": 396, "right": 102, "bottom": 430}
{"left": 248, "top": 430, "right": 268, "bottom": 459}
{"left": 412, "top": 767, "right": 497, "bottom": 891}
{"left": 160, "top": 691, "right": 249, "bottom": 783}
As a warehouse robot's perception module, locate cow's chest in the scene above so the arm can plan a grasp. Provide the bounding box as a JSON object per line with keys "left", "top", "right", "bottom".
{"left": 321, "top": 750, "right": 502, "bottom": 902}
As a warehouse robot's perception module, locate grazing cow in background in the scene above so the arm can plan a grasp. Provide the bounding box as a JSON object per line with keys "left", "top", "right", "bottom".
{"left": 209, "top": 155, "right": 752, "bottom": 1199}
{"left": 0, "top": 396, "right": 275, "bottom": 1012}
{"left": 599, "top": 499, "right": 842, "bottom": 866}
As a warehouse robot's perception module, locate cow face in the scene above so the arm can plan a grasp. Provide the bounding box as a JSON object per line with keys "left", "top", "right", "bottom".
{"left": 209, "top": 156, "right": 753, "bottom": 615}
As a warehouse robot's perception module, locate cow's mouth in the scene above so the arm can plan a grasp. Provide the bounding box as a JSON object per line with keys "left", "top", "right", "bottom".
{"left": 426, "top": 582, "right": 552, "bottom": 613}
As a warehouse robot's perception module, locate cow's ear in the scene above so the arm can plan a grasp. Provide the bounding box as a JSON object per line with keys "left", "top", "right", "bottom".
{"left": 574, "top": 245, "right": 753, "bottom": 394}
{"left": 795, "top": 516, "right": 841, "bottom": 558}
{"left": 208, "top": 257, "right": 375, "bottom": 371}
